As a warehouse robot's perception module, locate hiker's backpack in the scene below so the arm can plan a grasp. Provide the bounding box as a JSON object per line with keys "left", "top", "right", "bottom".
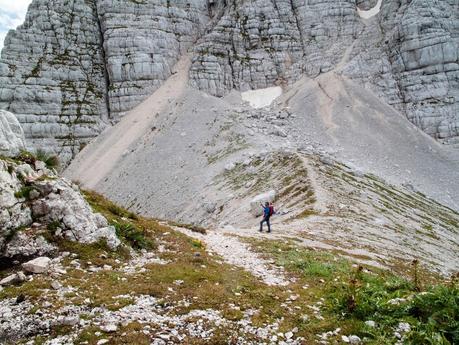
{"left": 269, "top": 205, "right": 274, "bottom": 216}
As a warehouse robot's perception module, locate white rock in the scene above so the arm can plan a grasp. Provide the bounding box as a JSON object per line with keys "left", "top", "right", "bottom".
{"left": 365, "top": 320, "right": 376, "bottom": 328}
{"left": 22, "top": 257, "right": 51, "bottom": 274}
{"left": 0, "top": 110, "right": 25, "bottom": 157}
{"left": 61, "top": 316, "right": 80, "bottom": 326}
{"left": 348, "top": 335, "right": 361, "bottom": 344}
{"left": 388, "top": 298, "right": 407, "bottom": 305}
{"left": 51, "top": 281, "right": 62, "bottom": 290}
{"left": 396, "top": 322, "right": 411, "bottom": 333}
{"left": 101, "top": 324, "right": 118, "bottom": 333}
{"left": 0, "top": 273, "right": 21, "bottom": 286}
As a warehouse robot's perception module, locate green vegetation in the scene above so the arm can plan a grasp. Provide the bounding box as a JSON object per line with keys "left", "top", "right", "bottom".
{"left": 106, "top": 202, "right": 139, "bottom": 220}
{"left": 35, "top": 149, "right": 60, "bottom": 169}
{"left": 247, "top": 238, "right": 459, "bottom": 345}
{"left": 14, "top": 149, "right": 60, "bottom": 170}
{"left": 84, "top": 191, "right": 153, "bottom": 250}
{"left": 168, "top": 221, "right": 207, "bottom": 234}
{"left": 14, "top": 186, "right": 35, "bottom": 199}
{"left": 293, "top": 208, "right": 318, "bottom": 219}
{"left": 112, "top": 221, "right": 154, "bottom": 250}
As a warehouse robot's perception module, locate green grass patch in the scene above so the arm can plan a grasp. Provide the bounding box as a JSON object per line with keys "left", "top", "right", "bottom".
{"left": 111, "top": 220, "right": 154, "bottom": 250}
{"left": 246, "top": 238, "right": 459, "bottom": 344}
{"left": 14, "top": 186, "right": 35, "bottom": 199}
{"left": 35, "top": 149, "right": 60, "bottom": 169}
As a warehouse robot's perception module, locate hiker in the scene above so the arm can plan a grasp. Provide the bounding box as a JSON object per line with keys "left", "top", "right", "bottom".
{"left": 259, "top": 202, "right": 274, "bottom": 233}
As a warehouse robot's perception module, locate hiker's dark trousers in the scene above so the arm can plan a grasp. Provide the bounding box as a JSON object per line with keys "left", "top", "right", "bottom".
{"left": 260, "top": 216, "right": 271, "bottom": 232}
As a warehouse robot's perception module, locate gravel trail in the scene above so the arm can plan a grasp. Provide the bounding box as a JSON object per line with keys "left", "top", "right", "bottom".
{"left": 171, "top": 226, "right": 289, "bottom": 286}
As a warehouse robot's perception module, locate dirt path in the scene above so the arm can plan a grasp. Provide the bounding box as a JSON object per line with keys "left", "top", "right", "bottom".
{"left": 171, "top": 226, "right": 290, "bottom": 286}
{"left": 65, "top": 56, "right": 191, "bottom": 188}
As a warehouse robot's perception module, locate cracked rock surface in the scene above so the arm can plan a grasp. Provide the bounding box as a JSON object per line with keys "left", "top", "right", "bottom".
{"left": 0, "top": 156, "right": 120, "bottom": 260}
{"left": 190, "top": 0, "right": 459, "bottom": 143}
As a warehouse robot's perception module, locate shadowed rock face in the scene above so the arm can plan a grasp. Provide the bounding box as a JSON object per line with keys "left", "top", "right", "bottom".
{"left": 0, "top": 0, "right": 458, "bottom": 161}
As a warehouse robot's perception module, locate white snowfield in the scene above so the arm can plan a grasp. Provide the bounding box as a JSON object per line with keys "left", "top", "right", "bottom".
{"left": 241, "top": 86, "right": 283, "bottom": 109}
{"left": 357, "top": 0, "right": 383, "bottom": 19}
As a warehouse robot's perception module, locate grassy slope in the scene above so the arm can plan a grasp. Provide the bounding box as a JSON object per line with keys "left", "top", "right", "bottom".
{"left": 0, "top": 191, "right": 457, "bottom": 344}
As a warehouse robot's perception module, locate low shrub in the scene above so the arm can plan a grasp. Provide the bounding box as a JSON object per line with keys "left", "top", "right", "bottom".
{"left": 35, "top": 149, "right": 59, "bottom": 169}
{"left": 107, "top": 203, "right": 138, "bottom": 220}
{"left": 14, "top": 186, "right": 35, "bottom": 199}
{"left": 112, "top": 221, "right": 154, "bottom": 250}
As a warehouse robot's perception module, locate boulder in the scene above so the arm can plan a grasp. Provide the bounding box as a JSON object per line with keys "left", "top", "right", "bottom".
{"left": 250, "top": 190, "right": 276, "bottom": 217}
{"left": 101, "top": 324, "right": 118, "bottom": 333}
{"left": 0, "top": 273, "right": 22, "bottom": 286}
{"left": 2, "top": 233, "right": 57, "bottom": 259}
{"left": 22, "top": 257, "right": 51, "bottom": 274}
{"left": 51, "top": 281, "right": 62, "bottom": 290}
{"left": 0, "top": 110, "right": 25, "bottom": 157}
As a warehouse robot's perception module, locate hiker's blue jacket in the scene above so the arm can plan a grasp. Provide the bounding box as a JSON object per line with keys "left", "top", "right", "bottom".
{"left": 263, "top": 206, "right": 270, "bottom": 217}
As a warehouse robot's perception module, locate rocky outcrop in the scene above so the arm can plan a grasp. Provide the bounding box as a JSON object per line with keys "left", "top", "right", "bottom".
{"left": 0, "top": 0, "right": 108, "bottom": 164}
{"left": 0, "top": 110, "right": 26, "bottom": 157}
{"left": 0, "top": 155, "right": 120, "bottom": 261}
{"left": 98, "top": 0, "right": 214, "bottom": 118}
{"left": 0, "top": 0, "right": 219, "bottom": 164}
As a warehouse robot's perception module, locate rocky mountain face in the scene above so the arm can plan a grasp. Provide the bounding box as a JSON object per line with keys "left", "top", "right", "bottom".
{"left": 190, "top": 0, "right": 459, "bottom": 143}
{"left": 0, "top": 110, "right": 26, "bottom": 157}
{"left": 0, "top": 0, "right": 219, "bottom": 163}
{"left": 0, "top": 0, "right": 457, "bottom": 164}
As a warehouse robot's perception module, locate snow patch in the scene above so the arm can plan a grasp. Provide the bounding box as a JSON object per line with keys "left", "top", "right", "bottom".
{"left": 241, "top": 86, "right": 282, "bottom": 109}
{"left": 357, "top": 0, "right": 382, "bottom": 19}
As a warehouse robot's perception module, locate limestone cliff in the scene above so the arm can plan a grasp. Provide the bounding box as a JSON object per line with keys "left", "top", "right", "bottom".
{"left": 0, "top": 0, "right": 217, "bottom": 163}
{"left": 0, "top": 0, "right": 458, "bottom": 163}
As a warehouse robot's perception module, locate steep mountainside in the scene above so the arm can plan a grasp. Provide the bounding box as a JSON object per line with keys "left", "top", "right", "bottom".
{"left": 0, "top": 0, "right": 458, "bottom": 164}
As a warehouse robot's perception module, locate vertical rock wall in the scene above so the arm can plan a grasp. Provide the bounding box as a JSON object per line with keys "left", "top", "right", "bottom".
{"left": 189, "top": 0, "right": 364, "bottom": 96}
{"left": 378, "top": 0, "right": 459, "bottom": 143}
{"left": 97, "top": 0, "right": 214, "bottom": 119}
{"left": 0, "top": 0, "right": 108, "bottom": 164}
